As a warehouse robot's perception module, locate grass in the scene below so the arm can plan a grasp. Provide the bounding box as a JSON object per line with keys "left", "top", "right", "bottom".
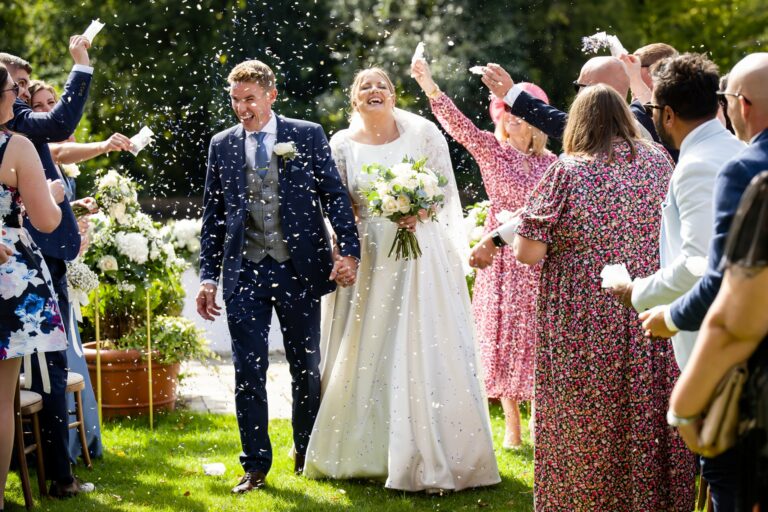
{"left": 4, "top": 403, "right": 534, "bottom": 512}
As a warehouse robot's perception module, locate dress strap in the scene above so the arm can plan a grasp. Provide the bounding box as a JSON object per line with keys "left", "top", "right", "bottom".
{"left": 0, "top": 132, "right": 11, "bottom": 165}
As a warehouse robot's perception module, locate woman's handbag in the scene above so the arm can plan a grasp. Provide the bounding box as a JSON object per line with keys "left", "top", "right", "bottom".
{"left": 697, "top": 363, "right": 748, "bottom": 458}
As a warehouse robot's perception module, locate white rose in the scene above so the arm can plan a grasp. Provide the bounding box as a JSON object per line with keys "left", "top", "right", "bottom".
{"left": 395, "top": 195, "right": 412, "bottom": 214}
{"left": 98, "top": 255, "right": 119, "bottom": 272}
{"left": 273, "top": 142, "right": 297, "bottom": 158}
{"left": 109, "top": 202, "right": 127, "bottom": 224}
{"left": 98, "top": 171, "right": 120, "bottom": 189}
{"left": 381, "top": 195, "right": 400, "bottom": 216}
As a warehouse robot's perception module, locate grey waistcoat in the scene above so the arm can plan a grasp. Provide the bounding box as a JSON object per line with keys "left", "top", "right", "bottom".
{"left": 243, "top": 153, "right": 291, "bottom": 263}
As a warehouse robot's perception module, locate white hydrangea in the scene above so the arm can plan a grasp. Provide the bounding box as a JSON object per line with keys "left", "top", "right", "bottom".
{"left": 115, "top": 232, "right": 149, "bottom": 264}
{"left": 98, "top": 170, "right": 120, "bottom": 189}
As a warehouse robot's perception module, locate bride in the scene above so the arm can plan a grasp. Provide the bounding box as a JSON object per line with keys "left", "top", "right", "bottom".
{"left": 304, "top": 67, "right": 500, "bottom": 492}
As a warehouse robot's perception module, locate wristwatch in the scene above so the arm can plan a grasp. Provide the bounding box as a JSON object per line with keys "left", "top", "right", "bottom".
{"left": 666, "top": 409, "right": 701, "bottom": 427}
{"left": 491, "top": 231, "right": 506, "bottom": 248}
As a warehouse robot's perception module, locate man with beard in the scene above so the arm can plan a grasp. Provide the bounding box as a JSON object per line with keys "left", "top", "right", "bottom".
{"left": 611, "top": 53, "right": 744, "bottom": 371}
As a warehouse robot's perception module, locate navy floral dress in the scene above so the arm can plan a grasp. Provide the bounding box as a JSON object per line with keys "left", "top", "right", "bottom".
{"left": 0, "top": 132, "right": 67, "bottom": 360}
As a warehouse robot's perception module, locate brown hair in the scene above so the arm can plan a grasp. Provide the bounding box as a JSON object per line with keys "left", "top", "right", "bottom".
{"left": 634, "top": 43, "right": 678, "bottom": 69}
{"left": 0, "top": 52, "right": 32, "bottom": 74}
{"left": 348, "top": 67, "right": 395, "bottom": 111}
{"left": 227, "top": 60, "right": 275, "bottom": 90}
{"left": 28, "top": 80, "right": 57, "bottom": 104}
{"left": 562, "top": 84, "right": 639, "bottom": 161}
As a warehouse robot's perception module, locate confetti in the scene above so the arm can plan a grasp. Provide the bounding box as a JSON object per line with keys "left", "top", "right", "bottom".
{"left": 581, "top": 31, "right": 627, "bottom": 57}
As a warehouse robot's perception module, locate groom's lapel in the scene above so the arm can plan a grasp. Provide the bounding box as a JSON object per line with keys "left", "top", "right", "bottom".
{"left": 230, "top": 124, "right": 247, "bottom": 203}
{"left": 275, "top": 115, "right": 290, "bottom": 189}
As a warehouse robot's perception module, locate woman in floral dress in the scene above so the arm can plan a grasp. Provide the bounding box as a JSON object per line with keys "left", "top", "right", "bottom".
{"left": 411, "top": 58, "right": 556, "bottom": 448}
{"left": 512, "top": 84, "right": 694, "bottom": 510}
{"left": 0, "top": 64, "right": 68, "bottom": 508}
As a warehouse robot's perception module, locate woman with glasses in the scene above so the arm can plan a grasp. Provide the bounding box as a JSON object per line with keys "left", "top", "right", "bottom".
{"left": 411, "top": 57, "right": 556, "bottom": 449}
{"left": 0, "top": 63, "right": 68, "bottom": 510}
{"left": 512, "top": 84, "right": 693, "bottom": 510}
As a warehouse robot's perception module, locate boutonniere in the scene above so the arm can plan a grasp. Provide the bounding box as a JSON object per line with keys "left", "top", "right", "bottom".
{"left": 61, "top": 163, "right": 81, "bottom": 178}
{"left": 273, "top": 142, "right": 297, "bottom": 161}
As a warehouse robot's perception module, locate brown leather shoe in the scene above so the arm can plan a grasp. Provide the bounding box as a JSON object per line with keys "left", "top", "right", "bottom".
{"left": 294, "top": 453, "right": 306, "bottom": 475}
{"left": 49, "top": 477, "right": 96, "bottom": 499}
{"left": 231, "top": 471, "right": 267, "bottom": 494}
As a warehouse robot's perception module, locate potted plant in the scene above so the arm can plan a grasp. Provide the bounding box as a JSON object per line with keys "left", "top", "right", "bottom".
{"left": 79, "top": 170, "right": 211, "bottom": 418}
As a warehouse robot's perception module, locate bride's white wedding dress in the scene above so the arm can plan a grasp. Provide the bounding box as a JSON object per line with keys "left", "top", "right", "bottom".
{"left": 304, "top": 109, "right": 500, "bottom": 491}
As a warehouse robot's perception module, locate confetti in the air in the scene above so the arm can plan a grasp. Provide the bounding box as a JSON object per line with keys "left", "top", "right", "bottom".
{"left": 581, "top": 31, "right": 627, "bottom": 57}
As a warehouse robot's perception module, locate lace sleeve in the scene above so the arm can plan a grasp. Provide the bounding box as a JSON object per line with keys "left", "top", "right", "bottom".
{"left": 421, "top": 119, "right": 471, "bottom": 272}
{"left": 329, "top": 132, "right": 349, "bottom": 189}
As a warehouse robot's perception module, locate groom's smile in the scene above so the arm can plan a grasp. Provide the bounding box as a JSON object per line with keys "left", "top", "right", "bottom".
{"left": 230, "top": 81, "right": 277, "bottom": 132}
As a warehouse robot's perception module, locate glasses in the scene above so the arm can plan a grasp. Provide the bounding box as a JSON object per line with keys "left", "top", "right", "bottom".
{"left": 716, "top": 91, "right": 752, "bottom": 106}
{"left": 1, "top": 82, "right": 19, "bottom": 98}
{"left": 643, "top": 102, "right": 665, "bottom": 116}
{"left": 572, "top": 81, "right": 589, "bottom": 94}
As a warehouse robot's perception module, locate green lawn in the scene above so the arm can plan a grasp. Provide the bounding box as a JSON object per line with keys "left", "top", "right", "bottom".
{"left": 4, "top": 404, "right": 533, "bottom": 511}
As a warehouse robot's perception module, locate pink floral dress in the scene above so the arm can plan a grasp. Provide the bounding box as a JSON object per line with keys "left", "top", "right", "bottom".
{"left": 517, "top": 140, "right": 695, "bottom": 511}
{"left": 430, "top": 93, "right": 556, "bottom": 400}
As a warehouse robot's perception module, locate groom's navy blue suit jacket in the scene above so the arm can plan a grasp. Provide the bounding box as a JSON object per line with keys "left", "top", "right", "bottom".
{"left": 9, "top": 69, "right": 91, "bottom": 262}
{"left": 200, "top": 114, "right": 360, "bottom": 300}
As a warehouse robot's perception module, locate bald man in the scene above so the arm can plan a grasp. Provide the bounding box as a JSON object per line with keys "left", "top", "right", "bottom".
{"left": 641, "top": 52, "right": 768, "bottom": 512}
{"left": 482, "top": 57, "right": 652, "bottom": 141}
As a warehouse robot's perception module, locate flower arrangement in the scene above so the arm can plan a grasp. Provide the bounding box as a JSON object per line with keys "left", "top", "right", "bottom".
{"left": 463, "top": 200, "right": 490, "bottom": 248}
{"left": 117, "top": 315, "right": 212, "bottom": 364}
{"left": 160, "top": 218, "right": 201, "bottom": 269}
{"left": 81, "top": 170, "right": 187, "bottom": 341}
{"left": 361, "top": 157, "right": 448, "bottom": 260}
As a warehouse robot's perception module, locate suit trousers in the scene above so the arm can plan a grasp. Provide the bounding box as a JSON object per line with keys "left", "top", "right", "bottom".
{"left": 28, "top": 257, "right": 73, "bottom": 484}
{"left": 226, "top": 256, "right": 321, "bottom": 474}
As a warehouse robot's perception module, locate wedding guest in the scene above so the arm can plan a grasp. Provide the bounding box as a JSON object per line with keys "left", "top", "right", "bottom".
{"left": 28, "top": 80, "right": 133, "bottom": 173}
{"left": 717, "top": 74, "right": 735, "bottom": 133}
{"left": 634, "top": 43, "right": 678, "bottom": 91}
{"left": 642, "top": 52, "right": 768, "bottom": 512}
{"left": 2, "top": 37, "right": 96, "bottom": 497}
{"left": 512, "top": 84, "right": 694, "bottom": 510}
{"left": 411, "top": 58, "right": 556, "bottom": 449}
{"left": 26, "top": 79, "right": 116, "bottom": 464}
{"left": 1, "top": 62, "right": 68, "bottom": 510}
{"left": 610, "top": 53, "right": 745, "bottom": 370}
{"left": 305, "top": 67, "right": 500, "bottom": 492}
{"left": 669, "top": 171, "right": 768, "bottom": 512}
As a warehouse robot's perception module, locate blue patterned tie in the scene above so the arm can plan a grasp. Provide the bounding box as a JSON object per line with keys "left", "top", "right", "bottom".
{"left": 253, "top": 132, "right": 269, "bottom": 178}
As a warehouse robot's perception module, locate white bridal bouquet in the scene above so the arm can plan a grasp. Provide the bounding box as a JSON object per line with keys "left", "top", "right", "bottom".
{"left": 361, "top": 157, "right": 448, "bottom": 260}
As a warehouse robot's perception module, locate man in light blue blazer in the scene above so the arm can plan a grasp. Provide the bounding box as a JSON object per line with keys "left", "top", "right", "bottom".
{"left": 197, "top": 60, "right": 359, "bottom": 493}
{"left": 642, "top": 52, "right": 768, "bottom": 512}
{"left": 613, "top": 54, "right": 745, "bottom": 370}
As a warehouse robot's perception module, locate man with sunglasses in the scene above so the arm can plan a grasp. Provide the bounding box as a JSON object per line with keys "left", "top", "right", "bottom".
{"left": 482, "top": 56, "right": 654, "bottom": 143}
{"left": 0, "top": 35, "right": 96, "bottom": 498}
{"left": 641, "top": 52, "right": 768, "bottom": 512}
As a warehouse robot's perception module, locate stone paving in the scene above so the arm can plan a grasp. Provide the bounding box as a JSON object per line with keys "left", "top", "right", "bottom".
{"left": 177, "top": 352, "right": 293, "bottom": 419}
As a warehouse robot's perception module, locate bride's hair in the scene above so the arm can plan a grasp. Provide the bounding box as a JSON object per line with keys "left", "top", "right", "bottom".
{"left": 348, "top": 67, "right": 396, "bottom": 114}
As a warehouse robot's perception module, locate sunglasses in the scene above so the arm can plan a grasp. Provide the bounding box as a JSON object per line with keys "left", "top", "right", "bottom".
{"left": 572, "top": 81, "right": 589, "bottom": 94}
{"left": 643, "top": 102, "right": 665, "bottom": 116}
{"left": 716, "top": 91, "right": 752, "bottom": 106}
{"left": 1, "top": 82, "right": 20, "bottom": 98}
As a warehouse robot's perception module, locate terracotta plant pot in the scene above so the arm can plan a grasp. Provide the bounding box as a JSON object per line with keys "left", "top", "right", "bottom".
{"left": 82, "top": 342, "right": 180, "bottom": 419}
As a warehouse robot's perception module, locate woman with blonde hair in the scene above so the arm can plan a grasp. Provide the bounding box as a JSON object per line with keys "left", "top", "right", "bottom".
{"left": 511, "top": 84, "right": 694, "bottom": 510}
{"left": 305, "top": 67, "right": 500, "bottom": 492}
{"left": 412, "top": 58, "right": 556, "bottom": 449}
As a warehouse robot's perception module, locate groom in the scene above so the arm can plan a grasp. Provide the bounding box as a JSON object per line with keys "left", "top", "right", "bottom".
{"left": 197, "top": 59, "right": 360, "bottom": 493}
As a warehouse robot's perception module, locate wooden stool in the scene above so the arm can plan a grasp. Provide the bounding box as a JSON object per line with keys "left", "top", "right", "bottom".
{"left": 65, "top": 372, "right": 92, "bottom": 469}
{"left": 14, "top": 382, "right": 47, "bottom": 508}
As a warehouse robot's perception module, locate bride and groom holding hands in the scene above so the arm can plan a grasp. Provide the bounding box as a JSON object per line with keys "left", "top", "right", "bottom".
{"left": 196, "top": 58, "right": 500, "bottom": 494}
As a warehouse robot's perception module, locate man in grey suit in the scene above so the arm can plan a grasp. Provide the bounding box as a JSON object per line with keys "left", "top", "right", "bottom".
{"left": 610, "top": 53, "right": 745, "bottom": 370}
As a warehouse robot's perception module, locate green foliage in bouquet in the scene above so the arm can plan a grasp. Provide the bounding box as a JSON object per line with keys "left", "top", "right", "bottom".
{"left": 463, "top": 200, "right": 491, "bottom": 298}
{"left": 362, "top": 157, "right": 448, "bottom": 260}
{"left": 80, "top": 170, "right": 188, "bottom": 341}
{"left": 117, "top": 316, "right": 213, "bottom": 365}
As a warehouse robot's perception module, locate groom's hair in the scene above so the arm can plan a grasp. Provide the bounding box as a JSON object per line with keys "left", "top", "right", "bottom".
{"left": 0, "top": 52, "right": 32, "bottom": 73}
{"left": 227, "top": 60, "right": 275, "bottom": 90}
